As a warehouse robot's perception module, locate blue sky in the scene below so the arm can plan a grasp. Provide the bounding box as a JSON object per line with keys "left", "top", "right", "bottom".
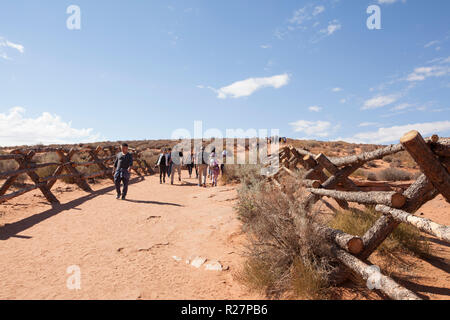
{"left": 0, "top": 0, "right": 449, "bottom": 146}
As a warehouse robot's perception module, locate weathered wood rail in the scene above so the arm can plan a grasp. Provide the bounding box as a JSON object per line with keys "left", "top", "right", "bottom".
{"left": 0, "top": 145, "right": 152, "bottom": 205}
{"left": 265, "top": 130, "right": 450, "bottom": 300}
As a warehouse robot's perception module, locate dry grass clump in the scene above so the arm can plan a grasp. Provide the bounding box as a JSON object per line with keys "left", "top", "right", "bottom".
{"left": 377, "top": 168, "right": 412, "bottom": 181}
{"left": 0, "top": 151, "right": 26, "bottom": 185}
{"left": 221, "top": 164, "right": 265, "bottom": 186}
{"left": 235, "top": 170, "right": 337, "bottom": 299}
{"left": 329, "top": 208, "right": 429, "bottom": 257}
{"left": 0, "top": 151, "right": 18, "bottom": 175}
{"left": 350, "top": 169, "right": 368, "bottom": 179}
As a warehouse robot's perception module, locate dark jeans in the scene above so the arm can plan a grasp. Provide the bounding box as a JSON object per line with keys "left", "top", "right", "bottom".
{"left": 167, "top": 163, "right": 172, "bottom": 177}
{"left": 114, "top": 169, "right": 130, "bottom": 197}
{"left": 187, "top": 164, "right": 194, "bottom": 176}
{"left": 159, "top": 165, "right": 167, "bottom": 182}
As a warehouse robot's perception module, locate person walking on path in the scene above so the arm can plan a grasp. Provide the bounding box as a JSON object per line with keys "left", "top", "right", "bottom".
{"left": 193, "top": 148, "right": 199, "bottom": 179}
{"left": 113, "top": 143, "right": 133, "bottom": 200}
{"left": 210, "top": 157, "right": 220, "bottom": 187}
{"left": 196, "top": 146, "right": 209, "bottom": 187}
{"left": 185, "top": 150, "right": 194, "bottom": 178}
{"left": 170, "top": 149, "right": 183, "bottom": 185}
{"left": 221, "top": 150, "right": 227, "bottom": 176}
{"left": 208, "top": 148, "right": 216, "bottom": 183}
{"left": 167, "top": 148, "right": 173, "bottom": 178}
{"left": 156, "top": 148, "right": 169, "bottom": 184}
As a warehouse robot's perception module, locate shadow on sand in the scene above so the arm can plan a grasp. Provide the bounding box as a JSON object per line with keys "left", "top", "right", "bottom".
{"left": 0, "top": 177, "right": 154, "bottom": 240}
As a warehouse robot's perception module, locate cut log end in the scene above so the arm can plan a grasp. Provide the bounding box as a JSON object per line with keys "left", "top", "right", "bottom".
{"left": 391, "top": 193, "right": 406, "bottom": 208}
{"left": 400, "top": 130, "right": 419, "bottom": 144}
{"left": 311, "top": 180, "right": 321, "bottom": 188}
{"left": 347, "top": 238, "right": 364, "bottom": 255}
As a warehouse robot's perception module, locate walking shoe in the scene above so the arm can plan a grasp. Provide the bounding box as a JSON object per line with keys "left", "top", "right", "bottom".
{"left": 121, "top": 196, "right": 126, "bottom": 200}
{"left": 116, "top": 194, "right": 121, "bottom": 199}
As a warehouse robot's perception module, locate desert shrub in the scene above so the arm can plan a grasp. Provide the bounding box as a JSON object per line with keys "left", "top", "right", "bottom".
{"left": 366, "top": 161, "right": 378, "bottom": 168}
{"left": 389, "top": 159, "right": 403, "bottom": 168}
{"left": 329, "top": 208, "right": 429, "bottom": 257}
{"left": 411, "top": 171, "right": 422, "bottom": 180}
{"left": 383, "top": 156, "right": 393, "bottom": 163}
{"left": 34, "top": 152, "right": 59, "bottom": 181}
{"left": 221, "top": 164, "right": 264, "bottom": 188}
{"left": 235, "top": 174, "right": 336, "bottom": 299}
{"left": 0, "top": 152, "right": 25, "bottom": 185}
{"left": 378, "top": 168, "right": 412, "bottom": 181}
{"left": 367, "top": 172, "right": 378, "bottom": 181}
{"left": 350, "top": 169, "right": 367, "bottom": 179}
{"left": 0, "top": 159, "right": 17, "bottom": 175}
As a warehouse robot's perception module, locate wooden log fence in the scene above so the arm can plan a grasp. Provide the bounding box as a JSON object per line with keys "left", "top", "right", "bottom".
{"left": 264, "top": 130, "right": 449, "bottom": 300}
{"left": 0, "top": 145, "right": 152, "bottom": 205}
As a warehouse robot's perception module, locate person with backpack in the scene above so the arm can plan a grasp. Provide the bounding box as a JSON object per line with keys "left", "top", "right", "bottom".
{"left": 170, "top": 149, "right": 183, "bottom": 185}
{"left": 210, "top": 156, "right": 220, "bottom": 187}
{"left": 155, "top": 148, "right": 169, "bottom": 184}
{"left": 113, "top": 143, "right": 133, "bottom": 200}
{"left": 197, "top": 146, "right": 209, "bottom": 187}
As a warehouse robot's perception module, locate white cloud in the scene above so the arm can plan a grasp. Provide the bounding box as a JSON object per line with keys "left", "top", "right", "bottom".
{"left": 0, "top": 52, "right": 10, "bottom": 60}
{"left": 340, "top": 121, "right": 450, "bottom": 144}
{"left": 289, "top": 120, "right": 332, "bottom": 137}
{"left": 340, "top": 98, "right": 347, "bottom": 104}
{"left": 377, "top": 0, "right": 406, "bottom": 4}
{"left": 358, "top": 122, "right": 381, "bottom": 127}
{"left": 332, "top": 87, "right": 342, "bottom": 92}
{"left": 308, "top": 106, "right": 322, "bottom": 112}
{"left": 424, "top": 40, "right": 439, "bottom": 48}
{"left": 390, "top": 103, "right": 411, "bottom": 111}
{"left": 406, "top": 65, "right": 450, "bottom": 81}
{"left": 260, "top": 44, "right": 272, "bottom": 49}
{"left": 0, "top": 38, "right": 24, "bottom": 53}
{"left": 216, "top": 74, "right": 290, "bottom": 99}
{"left": 0, "top": 37, "right": 24, "bottom": 60}
{"left": 312, "top": 6, "right": 325, "bottom": 16}
{"left": 289, "top": 7, "right": 309, "bottom": 25}
{"left": 320, "top": 20, "right": 341, "bottom": 36}
{"left": 362, "top": 94, "right": 399, "bottom": 110}
{"left": 0, "top": 107, "right": 102, "bottom": 147}
{"left": 5, "top": 40, "right": 24, "bottom": 53}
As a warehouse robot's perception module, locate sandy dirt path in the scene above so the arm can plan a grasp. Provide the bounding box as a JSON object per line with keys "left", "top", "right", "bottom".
{"left": 0, "top": 175, "right": 261, "bottom": 300}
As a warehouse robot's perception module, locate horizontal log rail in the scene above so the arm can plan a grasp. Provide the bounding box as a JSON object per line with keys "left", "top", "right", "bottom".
{"left": 307, "top": 189, "right": 406, "bottom": 208}
{"left": 0, "top": 184, "right": 41, "bottom": 204}
{"left": 332, "top": 247, "right": 421, "bottom": 300}
{"left": 0, "top": 154, "right": 24, "bottom": 160}
{"left": 375, "top": 204, "right": 450, "bottom": 243}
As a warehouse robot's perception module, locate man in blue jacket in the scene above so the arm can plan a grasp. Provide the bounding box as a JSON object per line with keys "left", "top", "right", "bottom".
{"left": 112, "top": 143, "right": 133, "bottom": 200}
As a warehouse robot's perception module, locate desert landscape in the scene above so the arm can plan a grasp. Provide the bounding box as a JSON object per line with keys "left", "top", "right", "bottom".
{"left": 1, "top": 1, "right": 449, "bottom": 305}
{"left": 0, "top": 132, "right": 448, "bottom": 300}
